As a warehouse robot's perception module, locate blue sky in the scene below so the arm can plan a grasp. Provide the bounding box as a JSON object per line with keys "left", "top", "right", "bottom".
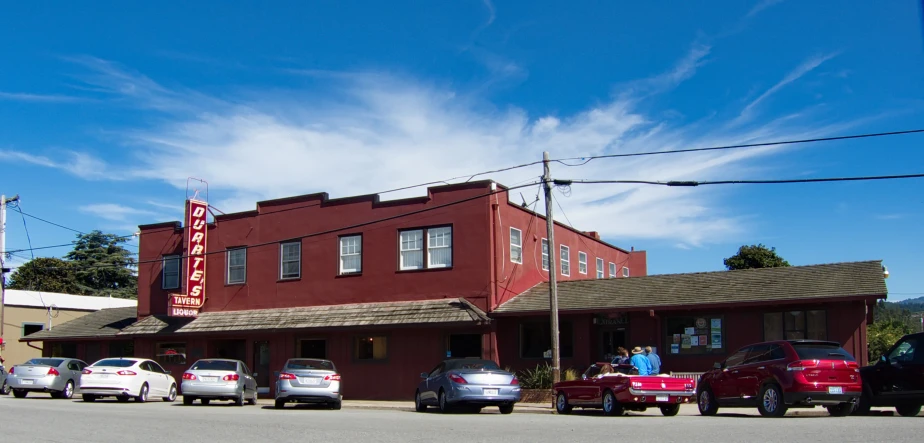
{"left": 1, "top": 0, "right": 922, "bottom": 300}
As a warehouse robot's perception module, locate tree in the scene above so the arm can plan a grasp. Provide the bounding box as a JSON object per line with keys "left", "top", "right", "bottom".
{"left": 63, "top": 231, "right": 137, "bottom": 299}
{"left": 868, "top": 320, "right": 912, "bottom": 363}
{"left": 6, "top": 257, "right": 83, "bottom": 294}
{"left": 723, "top": 244, "right": 790, "bottom": 270}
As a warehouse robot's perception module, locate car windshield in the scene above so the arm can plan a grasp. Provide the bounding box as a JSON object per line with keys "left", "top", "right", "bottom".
{"left": 445, "top": 359, "right": 500, "bottom": 371}
{"left": 791, "top": 343, "right": 856, "bottom": 361}
{"left": 285, "top": 359, "right": 335, "bottom": 371}
{"left": 24, "top": 358, "right": 64, "bottom": 367}
{"left": 190, "top": 360, "right": 238, "bottom": 371}
{"left": 92, "top": 359, "right": 137, "bottom": 368}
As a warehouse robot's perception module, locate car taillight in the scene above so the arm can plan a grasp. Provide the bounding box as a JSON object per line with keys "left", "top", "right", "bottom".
{"left": 81, "top": 369, "right": 91, "bottom": 375}
{"left": 847, "top": 361, "right": 859, "bottom": 371}
{"left": 117, "top": 370, "right": 137, "bottom": 376}
{"left": 8, "top": 367, "right": 13, "bottom": 375}
{"left": 279, "top": 373, "right": 297, "bottom": 380}
{"left": 448, "top": 374, "right": 467, "bottom": 384}
{"left": 48, "top": 367, "right": 60, "bottom": 376}
{"left": 182, "top": 373, "right": 197, "bottom": 380}
{"left": 223, "top": 374, "right": 240, "bottom": 381}
{"left": 685, "top": 383, "right": 694, "bottom": 390}
{"left": 323, "top": 374, "right": 341, "bottom": 382}
{"left": 510, "top": 376, "right": 519, "bottom": 385}
{"left": 787, "top": 360, "right": 819, "bottom": 371}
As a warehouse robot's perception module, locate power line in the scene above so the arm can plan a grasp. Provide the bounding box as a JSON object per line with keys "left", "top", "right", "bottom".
{"left": 553, "top": 128, "right": 924, "bottom": 166}
{"left": 560, "top": 173, "right": 924, "bottom": 187}
{"left": 15, "top": 209, "right": 84, "bottom": 234}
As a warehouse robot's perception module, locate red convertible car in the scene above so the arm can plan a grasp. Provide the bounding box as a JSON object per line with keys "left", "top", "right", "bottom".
{"left": 553, "top": 363, "right": 696, "bottom": 416}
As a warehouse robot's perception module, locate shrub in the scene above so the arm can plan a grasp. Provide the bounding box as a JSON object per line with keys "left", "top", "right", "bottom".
{"left": 563, "top": 368, "right": 579, "bottom": 381}
{"left": 518, "top": 363, "right": 553, "bottom": 389}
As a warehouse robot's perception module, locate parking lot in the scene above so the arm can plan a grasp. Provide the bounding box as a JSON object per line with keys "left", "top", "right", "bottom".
{"left": 1, "top": 395, "right": 920, "bottom": 443}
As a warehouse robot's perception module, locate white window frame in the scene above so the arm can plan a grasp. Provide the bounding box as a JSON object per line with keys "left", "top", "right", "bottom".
{"left": 622, "top": 266, "right": 630, "bottom": 278}
{"left": 280, "top": 241, "right": 302, "bottom": 280}
{"left": 399, "top": 229, "right": 424, "bottom": 270}
{"left": 509, "top": 228, "right": 523, "bottom": 264}
{"left": 21, "top": 322, "right": 45, "bottom": 337}
{"left": 339, "top": 235, "right": 362, "bottom": 275}
{"left": 428, "top": 226, "right": 453, "bottom": 269}
{"left": 560, "top": 245, "right": 570, "bottom": 276}
{"left": 609, "top": 262, "right": 616, "bottom": 278}
{"left": 399, "top": 226, "right": 452, "bottom": 271}
{"left": 541, "top": 238, "right": 549, "bottom": 271}
{"left": 596, "top": 258, "right": 604, "bottom": 279}
{"left": 578, "top": 251, "right": 588, "bottom": 275}
{"left": 162, "top": 255, "right": 181, "bottom": 289}
{"left": 226, "top": 248, "right": 247, "bottom": 284}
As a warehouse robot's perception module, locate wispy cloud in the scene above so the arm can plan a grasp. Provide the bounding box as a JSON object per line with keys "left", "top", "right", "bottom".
{"left": 0, "top": 91, "right": 86, "bottom": 103}
{"left": 875, "top": 214, "right": 905, "bottom": 220}
{"left": 79, "top": 203, "right": 158, "bottom": 222}
{"left": 620, "top": 44, "right": 711, "bottom": 96}
{"left": 0, "top": 150, "right": 113, "bottom": 180}
{"left": 734, "top": 52, "right": 839, "bottom": 125}
{"left": 747, "top": 0, "right": 785, "bottom": 18}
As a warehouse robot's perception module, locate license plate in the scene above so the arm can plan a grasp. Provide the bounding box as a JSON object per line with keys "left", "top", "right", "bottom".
{"left": 21, "top": 379, "right": 34, "bottom": 385}
{"left": 99, "top": 374, "right": 111, "bottom": 379}
{"left": 201, "top": 376, "right": 219, "bottom": 382}
{"left": 300, "top": 378, "right": 320, "bottom": 385}
{"left": 483, "top": 388, "right": 499, "bottom": 396}
{"left": 828, "top": 386, "right": 843, "bottom": 395}
{"left": 656, "top": 395, "right": 668, "bottom": 402}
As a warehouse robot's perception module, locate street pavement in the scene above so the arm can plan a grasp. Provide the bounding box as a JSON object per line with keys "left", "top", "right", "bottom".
{"left": 1, "top": 395, "right": 920, "bottom": 442}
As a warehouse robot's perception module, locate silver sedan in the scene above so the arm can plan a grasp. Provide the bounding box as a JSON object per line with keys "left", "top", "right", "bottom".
{"left": 274, "top": 358, "right": 342, "bottom": 409}
{"left": 180, "top": 359, "right": 258, "bottom": 406}
{"left": 415, "top": 359, "right": 520, "bottom": 414}
{"left": 7, "top": 358, "right": 88, "bottom": 399}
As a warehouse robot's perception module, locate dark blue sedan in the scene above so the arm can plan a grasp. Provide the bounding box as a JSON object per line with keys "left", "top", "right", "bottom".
{"left": 415, "top": 358, "right": 520, "bottom": 414}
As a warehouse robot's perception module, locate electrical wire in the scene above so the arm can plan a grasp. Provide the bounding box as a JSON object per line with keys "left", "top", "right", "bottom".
{"left": 560, "top": 173, "right": 924, "bottom": 187}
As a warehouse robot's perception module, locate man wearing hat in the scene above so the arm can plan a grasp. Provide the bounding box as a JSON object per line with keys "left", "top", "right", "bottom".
{"left": 629, "top": 346, "right": 653, "bottom": 375}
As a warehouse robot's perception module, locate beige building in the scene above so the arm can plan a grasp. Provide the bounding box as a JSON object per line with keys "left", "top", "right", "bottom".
{"left": 1, "top": 290, "right": 136, "bottom": 365}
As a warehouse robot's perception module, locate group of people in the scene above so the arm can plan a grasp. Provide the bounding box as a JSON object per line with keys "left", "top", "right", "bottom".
{"left": 611, "top": 346, "right": 661, "bottom": 376}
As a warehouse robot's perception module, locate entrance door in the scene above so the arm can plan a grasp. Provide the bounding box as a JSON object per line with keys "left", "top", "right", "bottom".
{"left": 253, "top": 341, "right": 271, "bottom": 393}
{"left": 448, "top": 334, "right": 482, "bottom": 359}
{"left": 600, "top": 328, "right": 627, "bottom": 361}
{"left": 299, "top": 339, "right": 327, "bottom": 359}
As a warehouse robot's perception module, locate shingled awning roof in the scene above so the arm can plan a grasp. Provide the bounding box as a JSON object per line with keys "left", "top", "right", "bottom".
{"left": 118, "top": 315, "right": 194, "bottom": 336}
{"left": 21, "top": 307, "right": 137, "bottom": 342}
{"left": 495, "top": 261, "right": 888, "bottom": 314}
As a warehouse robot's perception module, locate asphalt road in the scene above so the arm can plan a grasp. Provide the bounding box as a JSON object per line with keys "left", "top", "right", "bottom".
{"left": 1, "top": 395, "right": 921, "bottom": 443}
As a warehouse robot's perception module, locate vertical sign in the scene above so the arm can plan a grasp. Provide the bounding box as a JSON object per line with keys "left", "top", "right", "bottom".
{"left": 169, "top": 199, "right": 208, "bottom": 317}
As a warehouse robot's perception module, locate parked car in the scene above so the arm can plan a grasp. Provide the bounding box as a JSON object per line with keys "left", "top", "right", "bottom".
{"left": 697, "top": 340, "right": 861, "bottom": 417}
{"left": 853, "top": 331, "right": 924, "bottom": 417}
{"left": 6, "top": 358, "right": 87, "bottom": 399}
{"left": 181, "top": 358, "right": 258, "bottom": 406}
{"left": 415, "top": 358, "right": 520, "bottom": 414}
{"left": 79, "top": 358, "right": 178, "bottom": 403}
{"left": 275, "top": 358, "right": 342, "bottom": 409}
{"left": 553, "top": 363, "right": 695, "bottom": 416}
{"left": 0, "top": 364, "right": 9, "bottom": 395}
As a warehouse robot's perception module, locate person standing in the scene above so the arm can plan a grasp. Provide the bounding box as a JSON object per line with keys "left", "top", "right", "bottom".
{"left": 645, "top": 346, "right": 662, "bottom": 375}
{"left": 629, "top": 347, "right": 652, "bottom": 375}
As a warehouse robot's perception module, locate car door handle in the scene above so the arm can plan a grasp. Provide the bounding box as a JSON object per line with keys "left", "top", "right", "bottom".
{"left": 732, "top": 370, "right": 739, "bottom": 374}
{"left": 758, "top": 367, "right": 766, "bottom": 370}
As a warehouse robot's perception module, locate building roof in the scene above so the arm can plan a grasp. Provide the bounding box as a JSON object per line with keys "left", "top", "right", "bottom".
{"left": 3, "top": 290, "right": 137, "bottom": 311}
{"left": 20, "top": 307, "right": 138, "bottom": 341}
{"left": 119, "top": 298, "right": 490, "bottom": 335}
{"left": 494, "top": 261, "right": 888, "bottom": 314}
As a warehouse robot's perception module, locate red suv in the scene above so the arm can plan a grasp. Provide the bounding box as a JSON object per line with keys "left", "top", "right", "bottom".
{"left": 696, "top": 340, "right": 862, "bottom": 417}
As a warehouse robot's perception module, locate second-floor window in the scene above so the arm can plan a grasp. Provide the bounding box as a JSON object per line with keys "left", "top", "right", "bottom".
{"left": 162, "top": 255, "right": 180, "bottom": 289}
{"left": 560, "top": 245, "right": 570, "bottom": 276}
{"left": 541, "top": 239, "right": 549, "bottom": 271}
{"left": 226, "top": 248, "right": 246, "bottom": 284}
{"left": 339, "top": 235, "right": 362, "bottom": 275}
{"left": 596, "top": 258, "right": 604, "bottom": 279}
{"left": 280, "top": 241, "right": 301, "bottom": 279}
{"left": 609, "top": 262, "right": 616, "bottom": 278}
{"left": 578, "top": 252, "right": 587, "bottom": 275}
{"left": 510, "top": 228, "right": 523, "bottom": 264}
{"left": 399, "top": 226, "right": 452, "bottom": 270}
{"left": 622, "top": 266, "right": 630, "bottom": 278}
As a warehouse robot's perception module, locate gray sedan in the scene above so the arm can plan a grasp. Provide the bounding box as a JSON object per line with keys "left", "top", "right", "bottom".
{"left": 274, "top": 358, "right": 341, "bottom": 410}
{"left": 415, "top": 359, "right": 520, "bottom": 414}
{"left": 7, "top": 358, "right": 87, "bottom": 399}
{"left": 180, "top": 359, "right": 258, "bottom": 406}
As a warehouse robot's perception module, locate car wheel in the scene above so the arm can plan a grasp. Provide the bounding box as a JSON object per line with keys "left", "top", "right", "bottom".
{"left": 61, "top": 380, "right": 75, "bottom": 399}
{"left": 183, "top": 396, "right": 194, "bottom": 406}
{"left": 757, "top": 384, "right": 787, "bottom": 418}
{"left": 499, "top": 404, "right": 514, "bottom": 415}
{"left": 438, "top": 390, "right": 452, "bottom": 414}
{"left": 201, "top": 398, "right": 211, "bottom": 406}
{"left": 12, "top": 389, "right": 27, "bottom": 398}
{"left": 82, "top": 394, "right": 96, "bottom": 402}
{"left": 233, "top": 389, "right": 245, "bottom": 406}
{"left": 331, "top": 399, "right": 342, "bottom": 410}
{"left": 274, "top": 399, "right": 285, "bottom": 409}
{"left": 163, "top": 384, "right": 177, "bottom": 402}
{"left": 555, "top": 393, "right": 573, "bottom": 415}
{"left": 248, "top": 390, "right": 258, "bottom": 406}
{"left": 602, "top": 390, "right": 623, "bottom": 416}
{"left": 135, "top": 384, "right": 149, "bottom": 403}
{"left": 895, "top": 404, "right": 922, "bottom": 417}
{"left": 0, "top": 381, "right": 10, "bottom": 395}
{"left": 852, "top": 390, "right": 872, "bottom": 415}
{"left": 698, "top": 387, "right": 719, "bottom": 416}
{"left": 826, "top": 403, "right": 852, "bottom": 417}
{"left": 660, "top": 404, "right": 681, "bottom": 416}
{"left": 415, "top": 390, "right": 427, "bottom": 412}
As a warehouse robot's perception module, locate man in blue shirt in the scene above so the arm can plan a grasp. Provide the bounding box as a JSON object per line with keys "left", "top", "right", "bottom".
{"left": 645, "top": 346, "right": 662, "bottom": 375}
{"left": 629, "top": 347, "right": 652, "bottom": 375}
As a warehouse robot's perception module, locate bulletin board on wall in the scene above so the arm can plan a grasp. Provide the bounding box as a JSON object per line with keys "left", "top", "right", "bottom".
{"left": 665, "top": 315, "right": 724, "bottom": 356}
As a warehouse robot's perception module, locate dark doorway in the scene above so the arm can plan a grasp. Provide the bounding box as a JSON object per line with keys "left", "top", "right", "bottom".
{"left": 298, "top": 339, "right": 326, "bottom": 358}
{"left": 448, "top": 334, "right": 482, "bottom": 359}
{"left": 213, "top": 339, "right": 246, "bottom": 361}
{"left": 600, "top": 328, "right": 627, "bottom": 361}
{"left": 254, "top": 341, "right": 270, "bottom": 390}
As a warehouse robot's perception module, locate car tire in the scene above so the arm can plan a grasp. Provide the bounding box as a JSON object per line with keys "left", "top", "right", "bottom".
{"left": 757, "top": 384, "right": 787, "bottom": 418}
{"left": 826, "top": 403, "right": 853, "bottom": 417}
{"left": 82, "top": 394, "right": 96, "bottom": 402}
{"left": 0, "top": 381, "right": 10, "bottom": 395}
{"left": 895, "top": 404, "right": 922, "bottom": 417}
{"left": 331, "top": 399, "right": 342, "bottom": 410}
{"left": 183, "top": 396, "right": 195, "bottom": 406}
{"left": 135, "top": 383, "right": 149, "bottom": 403}
{"left": 248, "top": 390, "right": 258, "bottom": 406}
{"left": 12, "top": 389, "right": 27, "bottom": 398}
{"left": 555, "top": 393, "right": 573, "bottom": 415}
{"left": 163, "top": 384, "right": 177, "bottom": 402}
{"left": 438, "top": 390, "right": 452, "bottom": 414}
{"left": 234, "top": 389, "right": 245, "bottom": 406}
{"left": 414, "top": 390, "right": 427, "bottom": 412}
{"left": 274, "top": 399, "right": 285, "bottom": 409}
{"left": 201, "top": 398, "right": 211, "bottom": 406}
{"left": 602, "top": 390, "right": 623, "bottom": 416}
{"left": 698, "top": 387, "right": 719, "bottom": 416}
{"left": 498, "top": 404, "right": 514, "bottom": 415}
{"left": 660, "top": 404, "right": 681, "bottom": 416}
{"left": 59, "top": 380, "right": 75, "bottom": 400}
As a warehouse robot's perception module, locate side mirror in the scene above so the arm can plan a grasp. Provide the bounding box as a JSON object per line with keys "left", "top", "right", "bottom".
{"left": 252, "top": 373, "right": 259, "bottom": 378}
{"left": 713, "top": 362, "right": 723, "bottom": 370}
{"left": 165, "top": 370, "right": 172, "bottom": 375}
{"left": 420, "top": 372, "right": 429, "bottom": 379}
{"left": 581, "top": 374, "right": 587, "bottom": 380}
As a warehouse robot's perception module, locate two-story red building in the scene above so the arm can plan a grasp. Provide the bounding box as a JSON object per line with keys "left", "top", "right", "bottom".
{"left": 118, "top": 180, "right": 644, "bottom": 399}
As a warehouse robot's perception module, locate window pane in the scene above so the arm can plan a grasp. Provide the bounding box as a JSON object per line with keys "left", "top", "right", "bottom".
{"left": 281, "top": 243, "right": 300, "bottom": 278}
{"left": 665, "top": 316, "right": 724, "bottom": 356}
{"left": 785, "top": 311, "right": 806, "bottom": 340}
{"left": 597, "top": 258, "right": 604, "bottom": 278}
{"left": 163, "top": 256, "right": 180, "bottom": 289}
{"left": 340, "top": 236, "right": 362, "bottom": 274}
{"left": 227, "top": 249, "right": 246, "bottom": 284}
{"left": 155, "top": 342, "right": 187, "bottom": 366}
{"left": 519, "top": 321, "right": 573, "bottom": 358}
{"left": 400, "top": 230, "right": 424, "bottom": 270}
{"left": 560, "top": 245, "right": 570, "bottom": 276}
{"left": 510, "top": 228, "right": 523, "bottom": 264}
{"left": 541, "top": 239, "right": 549, "bottom": 271}
{"left": 354, "top": 336, "right": 388, "bottom": 360}
{"left": 622, "top": 267, "right": 629, "bottom": 277}
{"left": 229, "top": 267, "right": 246, "bottom": 284}
{"left": 579, "top": 252, "right": 587, "bottom": 274}
{"left": 609, "top": 263, "right": 616, "bottom": 278}
{"left": 428, "top": 227, "right": 451, "bottom": 248}
{"left": 429, "top": 245, "right": 452, "bottom": 268}
{"left": 806, "top": 310, "right": 826, "bottom": 340}
{"left": 400, "top": 250, "right": 423, "bottom": 269}
{"left": 763, "top": 312, "right": 783, "bottom": 341}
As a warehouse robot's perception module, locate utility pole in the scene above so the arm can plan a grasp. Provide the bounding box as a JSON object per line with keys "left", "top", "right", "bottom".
{"left": 541, "top": 153, "right": 561, "bottom": 385}
{"left": 1, "top": 194, "right": 20, "bottom": 343}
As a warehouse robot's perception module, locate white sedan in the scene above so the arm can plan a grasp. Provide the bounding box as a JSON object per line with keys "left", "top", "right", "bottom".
{"left": 79, "top": 358, "right": 178, "bottom": 403}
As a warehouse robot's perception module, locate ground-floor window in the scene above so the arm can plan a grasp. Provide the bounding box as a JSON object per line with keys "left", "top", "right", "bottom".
{"left": 447, "top": 334, "right": 482, "bottom": 359}
{"left": 354, "top": 336, "right": 388, "bottom": 361}
{"left": 298, "top": 339, "right": 327, "bottom": 359}
{"left": 109, "top": 341, "right": 134, "bottom": 358}
{"left": 763, "top": 310, "right": 826, "bottom": 341}
{"left": 664, "top": 315, "right": 725, "bottom": 356}
{"left": 519, "top": 321, "right": 573, "bottom": 359}
{"left": 156, "top": 342, "right": 188, "bottom": 365}
{"left": 51, "top": 342, "right": 77, "bottom": 358}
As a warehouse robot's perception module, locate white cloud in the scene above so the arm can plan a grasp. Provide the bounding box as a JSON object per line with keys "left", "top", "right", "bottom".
{"left": 0, "top": 91, "right": 86, "bottom": 103}
{"left": 746, "top": 0, "right": 785, "bottom": 18}
{"left": 79, "top": 203, "right": 157, "bottom": 222}
{"left": 734, "top": 53, "right": 839, "bottom": 125}
{"left": 0, "top": 150, "right": 113, "bottom": 180}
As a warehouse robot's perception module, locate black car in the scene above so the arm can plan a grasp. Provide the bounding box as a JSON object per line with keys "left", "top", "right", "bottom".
{"left": 854, "top": 331, "right": 924, "bottom": 417}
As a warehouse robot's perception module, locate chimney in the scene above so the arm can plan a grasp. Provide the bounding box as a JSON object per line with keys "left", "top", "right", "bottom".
{"left": 631, "top": 246, "right": 634, "bottom": 252}
{"left": 584, "top": 231, "right": 601, "bottom": 240}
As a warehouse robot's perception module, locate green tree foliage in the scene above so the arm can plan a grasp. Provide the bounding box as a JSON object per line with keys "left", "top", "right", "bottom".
{"left": 723, "top": 244, "right": 791, "bottom": 270}
{"left": 868, "top": 301, "right": 921, "bottom": 362}
{"left": 6, "top": 257, "right": 82, "bottom": 294}
{"left": 64, "top": 231, "right": 137, "bottom": 299}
